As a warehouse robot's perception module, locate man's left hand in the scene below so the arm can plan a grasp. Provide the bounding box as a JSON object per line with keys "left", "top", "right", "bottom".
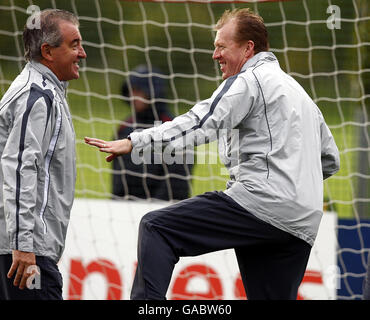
{"left": 7, "top": 250, "right": 37, "bottom": 289}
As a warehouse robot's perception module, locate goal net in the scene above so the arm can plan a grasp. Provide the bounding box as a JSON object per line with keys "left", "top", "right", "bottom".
{"left": 0, "top": 0, "right": 369, "bottom": 300}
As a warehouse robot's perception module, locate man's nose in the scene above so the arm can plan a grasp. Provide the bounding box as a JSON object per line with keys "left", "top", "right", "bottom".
{"left": 79, "top": 45, "right": 87, "bottom": 59}
{"left": 212, "top": 48, "right": 220, "bottom": 60}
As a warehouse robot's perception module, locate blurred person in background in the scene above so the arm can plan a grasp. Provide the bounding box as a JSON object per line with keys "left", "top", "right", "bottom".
{"left": 112, "top": 65, "right": 192, "bottom": 201}
{"left": 0, "top": 9, "right": 86, "bottom": 299}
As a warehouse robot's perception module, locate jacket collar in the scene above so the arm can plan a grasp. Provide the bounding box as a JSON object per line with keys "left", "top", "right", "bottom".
{"left": 241, "top": 51, "right": 278, "bottom": 71}
{"left": 29, "top": 60, "right": 69, "bottom": 95}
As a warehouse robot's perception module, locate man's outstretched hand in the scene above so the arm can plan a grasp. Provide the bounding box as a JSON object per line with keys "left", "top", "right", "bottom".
{"left": 84, "top": 137, "right": 133, "bottom": 162}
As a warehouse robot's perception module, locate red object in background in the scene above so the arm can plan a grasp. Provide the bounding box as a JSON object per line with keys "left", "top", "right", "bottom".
{"left": 68, "top": 258, "right": 122, "bottom": 300}
{"left": 67, "top": 258, "right": 322, "bottom": 300}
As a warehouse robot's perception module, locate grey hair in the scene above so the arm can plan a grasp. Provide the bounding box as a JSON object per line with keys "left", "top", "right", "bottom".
{"left": 23, "top": 9, "right": 79, "bottom": 62}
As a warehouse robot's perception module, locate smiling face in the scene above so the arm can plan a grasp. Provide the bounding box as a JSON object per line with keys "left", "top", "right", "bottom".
{"left": 212, "top": 19, "right": 253, "bottom": 80}
{"left": 42, "top": 20, "right": 87, "bottom": 81}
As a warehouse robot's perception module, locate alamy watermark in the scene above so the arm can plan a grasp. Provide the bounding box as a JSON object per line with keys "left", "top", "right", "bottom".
{"left": 130, "top": 126, "right": 240, "bottom": 176}
{"left": 26, "top": 265, "right": 41, "bottom": 290}
{"left": 326, "top": 5, "right": 341, "bottom": 30}
{"left": 323, "top": 265, "right": 341, "bottom": 290}
{"left": 26, "top": 5, "right": 41, "bottom": 30}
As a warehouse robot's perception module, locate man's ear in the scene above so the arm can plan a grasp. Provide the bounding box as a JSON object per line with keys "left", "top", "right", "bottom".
{"left": 40, "top": 43, "right": 53, "bottom": 61}
{"left": 245, "top": 40, "right": 255, "bottom": 58}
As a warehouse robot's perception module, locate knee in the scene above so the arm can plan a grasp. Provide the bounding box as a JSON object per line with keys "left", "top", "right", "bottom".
{"left": 139, "top": 210, "right": 161, "bottom": 233}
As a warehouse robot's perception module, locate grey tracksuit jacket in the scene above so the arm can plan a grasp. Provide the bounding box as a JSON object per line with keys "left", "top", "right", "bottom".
{"left": 129, "top": 51, "right": 340, "bottom": 246}
{"left": 0, "top": 61, "right": 76, "bottom": 263}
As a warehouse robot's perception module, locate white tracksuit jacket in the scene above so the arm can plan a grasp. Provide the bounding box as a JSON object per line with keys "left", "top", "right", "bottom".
{"left": 0, "top": 61, "right": 76, "bottom": 262}
{"left": 129, "top": 51, "right": 340, "bottom": 246}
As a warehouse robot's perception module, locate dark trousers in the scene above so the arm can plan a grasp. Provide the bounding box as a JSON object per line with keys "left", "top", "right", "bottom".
{"left": 130, "top": 191, "right": 311, "bottom": 300}
{"left": 0, "top": 254, "right": 63, "bottom": 300}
